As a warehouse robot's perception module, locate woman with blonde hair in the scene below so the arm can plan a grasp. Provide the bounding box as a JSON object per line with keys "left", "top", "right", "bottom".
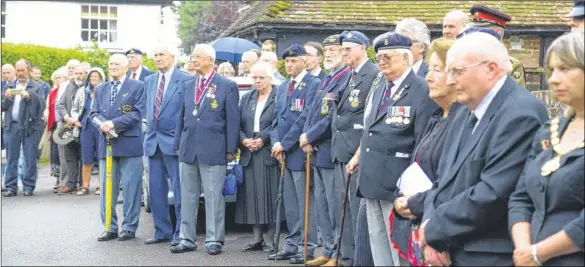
{"left": 45, "top": 67, "right": 68, "bottom": 190}
{"left": 509, "top": 30, "right": 584, "bottom": 266}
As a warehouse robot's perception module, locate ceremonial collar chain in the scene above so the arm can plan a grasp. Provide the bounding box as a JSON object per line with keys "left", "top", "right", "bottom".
{"left": 541, "top": 117, "right": 585, "bottom": 176}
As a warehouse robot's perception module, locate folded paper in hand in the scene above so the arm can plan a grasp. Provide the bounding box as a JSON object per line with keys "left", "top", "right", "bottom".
{"left": 396, "top": 162, "right": 433, "bottom": 196}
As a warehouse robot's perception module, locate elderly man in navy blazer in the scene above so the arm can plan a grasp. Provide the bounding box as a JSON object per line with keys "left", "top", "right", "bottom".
{"left": 90, "top": 54, "right": 146, "bottom": 242}
{"left": 298, "top": 34, "right": 352, "bottom": 267}
{"left": 143, "top": 44, "right": 191, "bottom": 246}
{"left": 125, "top": 48, "right": 155, "bottom": 82}
{"left": 419, "top": 32, "right": 548, "bottom": 266}
{"left": 268, "top": 44, "right": 321, "bottom": 264}
{"left": 346, "top": 32, "right": 438, "bottom": 266}
{"left": 171, "top": 44, "right": 240, "bottom": 256}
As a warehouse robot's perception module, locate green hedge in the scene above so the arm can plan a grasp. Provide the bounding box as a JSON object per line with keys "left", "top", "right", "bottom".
{"left": 1, "top": 42, "right": 156, "bottom": 85}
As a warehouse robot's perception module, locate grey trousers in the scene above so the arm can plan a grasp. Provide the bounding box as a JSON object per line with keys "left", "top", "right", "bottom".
{"left": 366, "top": 198, "right": 408, "bottom": 266}
{"left": 313, "top": 165, "right": 336, "bottom": 258}
{"left": 178, "top": 161, "right": 226, "bottom": 249}
{"left": 353, "top": 198, "right": 374, "bottom": 267}
{"left": 282, "top": 167, "right": 317, "bottom": 256}
{"left": 58, "top": 142, "right": 81, "bottom": 189}
{"left": 333, "top": 162, "right": 359, "bottom": 265}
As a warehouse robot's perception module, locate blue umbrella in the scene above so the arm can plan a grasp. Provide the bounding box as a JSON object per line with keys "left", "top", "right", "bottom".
{"left": 210, "top": 37, "right": 261, "bottom": 63}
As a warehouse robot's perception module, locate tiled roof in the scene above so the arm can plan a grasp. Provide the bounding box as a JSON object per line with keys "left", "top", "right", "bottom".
{"left": 223, "top": 0, "right": 572, "bottom": 36}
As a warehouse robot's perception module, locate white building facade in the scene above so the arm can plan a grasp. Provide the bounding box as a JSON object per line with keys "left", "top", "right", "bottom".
{"left": 1, "top": 0, "right": 181, "bottom": 55}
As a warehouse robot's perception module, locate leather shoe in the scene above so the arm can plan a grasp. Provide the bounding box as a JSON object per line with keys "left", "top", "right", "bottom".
{"left": 170, "top": 240, "right": 180, "bottom": 246}
{"left": 97, "top": 231, "right": 118, "bottom": 241}
{"left": 208, "top": 244, "right": 222, "bottom": 255}
{"left": 144, "top": 238, "right": 170, "bottom": 245}
{"left": 306, "top": 256, "right": 331, "bottom": 266}
{"left": 171, "top": 243, "right": 196, "bottom": 253}
{"left": 268, "top": 250, "right": 296, "bottom": 260}
{"left": 1, "top": 187, "right": 6, "bottom": 192}
{"left": 242, "top": 240, "right": 264, "bottom": 252}
{"left": 23, "top": 191, "right": 33, "bottom": 196}
{"left": 117, "top": 231, "right": 135, "bottom": 241}
{"left": 290, "top": 253, "right": 314, "bottom": 264}
{"left": 57, "top": 186, "right": 75, "bottom": 195}
{"left": 3, "top": 191, "right": 16, "bottom": 197}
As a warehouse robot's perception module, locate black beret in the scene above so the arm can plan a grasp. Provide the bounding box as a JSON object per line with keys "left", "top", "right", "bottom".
{"left": 281, "top": 44, "right": 307, "bottom": 60}
{"left": 457, "top": 26, "right": 502, "bottom": 40}
{"left": 125, "top": 48, "right": 143, "bottom": 56}
{"left": 323, "top": 34, "right": 341, "bottom": 47}
{"left": 470, "top": 4, "right": 512, "bottom": 28}
{"left": 373, "top": 32, "right": 412, "bottom": 53}
{"left": 339, "top": 31, "right": 369, "bottom": 47}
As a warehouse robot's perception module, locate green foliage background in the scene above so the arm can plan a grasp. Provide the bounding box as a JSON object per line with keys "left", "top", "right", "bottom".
{"left": 1, "top": 42, "right": 156, "bottom": 85}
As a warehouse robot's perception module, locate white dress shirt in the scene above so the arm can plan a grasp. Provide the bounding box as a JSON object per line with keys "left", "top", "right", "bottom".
{"left": 412, "top": 59, "right": 423, "bottom": 74}
{"left": 254, "top": 98, "right": 267, "bottom": 132}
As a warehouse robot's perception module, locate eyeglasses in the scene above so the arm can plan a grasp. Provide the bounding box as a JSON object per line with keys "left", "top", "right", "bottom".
{"left": 446, "top": 61, "right": 489, "bottom": 77}
{"left": 251, "top": 76, "right": 267, "bottom": 80}
{"left": 375, "top": 53, "right": 400, "bottom": 63}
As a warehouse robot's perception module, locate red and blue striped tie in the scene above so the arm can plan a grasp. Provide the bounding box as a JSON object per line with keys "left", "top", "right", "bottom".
{"left": 378, "top": 81, "right": 394, "bottom": 114}
{"left": 154, "top": 75, "right": 166, "bottom": 118}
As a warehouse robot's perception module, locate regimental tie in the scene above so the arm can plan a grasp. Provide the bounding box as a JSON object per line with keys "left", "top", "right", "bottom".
{"left": 287, "top": 80, "right": 297, "bottom": 97}
{"left": 378, "top": 81, "right": 394, "bottom": 114}
{"left": 110, "top": 81, "right": 121, "bottom": 106}
{"left": 154, "top": 74, "right": 166, "bottom": 118}
{"left": 131, "top": 72, "right": 137, "bottom": 80}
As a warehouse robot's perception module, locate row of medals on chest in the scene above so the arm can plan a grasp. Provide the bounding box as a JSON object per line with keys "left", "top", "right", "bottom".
{"left": 540, "top": 117, "right": 585, "bottom": 176}
{"left": 193, "top": 86, "right": 218, "bottom": 116}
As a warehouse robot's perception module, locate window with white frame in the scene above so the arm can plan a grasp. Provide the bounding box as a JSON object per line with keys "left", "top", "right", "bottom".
{"left": 1, "top": 1, "right": 6, "bottom": 39}
{"left": 81, "top": 4, "right": 117, "bottom": 43}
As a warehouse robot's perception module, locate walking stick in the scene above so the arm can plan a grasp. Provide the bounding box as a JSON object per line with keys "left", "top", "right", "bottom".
{"left": 334, "top": 172, "right": 352, "bottom": 266}
{"left": 273, "top": 159, "right": 286, "bottom": 258}
{"left": 104, "top": 139, "right": 114, "bottom": 233}
{"left": 303, "top": 152, "right": 312, "bottom": 265}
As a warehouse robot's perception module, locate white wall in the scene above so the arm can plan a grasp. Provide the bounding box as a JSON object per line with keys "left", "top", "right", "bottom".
{"left": 2, "top": 1, "right": 180, "bottom": 55}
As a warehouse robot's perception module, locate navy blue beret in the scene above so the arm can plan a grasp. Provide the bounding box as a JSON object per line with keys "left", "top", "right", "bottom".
{"left": 456, "top": 27, "right": 502, "bottom": 40}
{"left": 373, "top": 32, "right": 412, "bottom": 53}
{"left": 125, "top": 48, "right": 143, "bottom": 56}
{"left": 339, "top": 31, "right": 369, "bottom": 47}
{"left": 281, "top": 44, "right": 307, "bottom": 59}
{"left": 323, "top": 34, "right": 341, "bottom": 47}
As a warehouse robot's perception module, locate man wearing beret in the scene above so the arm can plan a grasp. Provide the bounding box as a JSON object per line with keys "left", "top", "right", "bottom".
{"left": 125, "top": 48, "right": 154, "bottom": 82}
{"left": 269, "top": 44, "right": 321, "bottom": 263}
{"left": 296, "top": 34, "right": 352, "bottom": 267}
{"left": 567, "top": 0, "right": 584, "bottom": 32}
{"left": 346, "top": 32, "right": 438, "bottom": 266}
{"left": 469, "top": 5, "right": 527, "bottom": 88}
{"left": 331, "top": 30, "right": 379, "bottom": 267}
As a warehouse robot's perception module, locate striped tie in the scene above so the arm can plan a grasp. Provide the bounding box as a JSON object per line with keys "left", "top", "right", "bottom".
{"left": 378, "top": 81, "right": 394, "bottom": 114}
{"left": 154, "top": 75, "right": 166, "bottom": 118}
{"left": 110, "top": 81, "right": 121, "bottom": 106}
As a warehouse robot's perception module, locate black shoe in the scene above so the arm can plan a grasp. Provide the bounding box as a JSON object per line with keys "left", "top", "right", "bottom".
{"left": 242, "top": 240, "right": 264, "bottom": 252}
{"left": 145, "top": 238, "right": 171, "bottom": 245}
{"left": 208, "top": 244, "right": 222, "bottom": 255}
{"left": 97, "top": 231, "right": 118, "bottom": 241}
{"left": 3, "top": 191, "right": 16, "bottom": 197}
{"left": 170, "top": 240, "right": 180, "bottom": 246}
{"left": 117, "top": 231, "right": 135, "bottom": 241}
{"left": 290, "top": 253, "right": 314, "bottom": 264}
{"left": 23, "top": 191, "right": 33, "bottom": 196}
{"left": 268, "top": 250, "right": 296, "bottom": 260}
{"left": 170, "top": 243, "right": 196, "bottom": 254}
{"left": 1, "top": 187, "right": 6, "bottom": 192}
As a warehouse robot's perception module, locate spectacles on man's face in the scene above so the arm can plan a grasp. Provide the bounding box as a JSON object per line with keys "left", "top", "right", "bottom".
{"left": 251, "top": 76, "right": 267, "bottom": 80}
{"left": 446, "top": 60, "right": 489, "bottom": 77}
{"left": 375, "top": 52, "right": 401, "bottom": 64}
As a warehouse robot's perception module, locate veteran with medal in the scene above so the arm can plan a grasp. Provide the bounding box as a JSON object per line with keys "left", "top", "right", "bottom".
{"left": 172, "top": 44, "right": 240, "bottom": 256}
{"left": 509, "top": 31, "right": 584, "bottom": 266}
{"left": 346, "top": 32, "right": 437, "bottom": 266}
{"left": 297, "top": 34, "right": 352, "bottom": 267}
{"left": 330, "top": 30, "right": 379, "bottom": 267}
{"left": 269, "top": 44, "right": 321, "bottom": 263}
{"left": 89, "top": 54, "right": 146, "bottom": 242}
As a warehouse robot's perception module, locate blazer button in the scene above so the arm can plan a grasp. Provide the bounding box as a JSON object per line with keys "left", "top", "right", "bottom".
{"left": 369, "top": 132, "right": 372, "bottom": 136}
{"left": 540, "top": 185, "right": 545, "bottom": 192}
{"left": 197, "top": 118, "right": 200, "bottom": 121}
{"left": 366, "top": 148, "right": 370, "bottom": 152}
{"left": 337, "top": 115, "right": 340, "bottom": 118}
{"left": 336, "top": 130, "right": 339, "bottom": 133}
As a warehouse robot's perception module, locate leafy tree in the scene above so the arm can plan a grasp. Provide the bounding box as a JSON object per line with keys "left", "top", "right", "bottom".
{"left": 176, "top": 1, "right": 211, "bottom": 53}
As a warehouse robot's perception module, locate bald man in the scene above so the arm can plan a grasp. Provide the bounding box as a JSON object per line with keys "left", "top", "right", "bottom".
{"left": 442, "top": 9, "right": 470, "bottom": 40}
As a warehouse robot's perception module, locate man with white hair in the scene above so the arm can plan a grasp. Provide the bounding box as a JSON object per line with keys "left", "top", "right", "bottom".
{"left": 442, "top": 9, "right": 470, "bottom": 40}
{"left": 172, "top": 44, "right": 240, "bottom": 255}
{"left": 260, "top": 52, "right": 286, "bottom": 84}
{"left": 240, "top": 51, "right": 259, "bottom": 77}
{"left": 418, "top": 32, "right": 548, "bottom": 266}
{"left": 396, "top": 18, "right": 431, "bottom": 77}
{"left": 346, "top": 32, "right": 437, "bottom": 266}
{"left": 143, "top": 44, "right": 191, "bottom": 246}
{"left": 90, "top": 53, "right": 146, "bottom": 242}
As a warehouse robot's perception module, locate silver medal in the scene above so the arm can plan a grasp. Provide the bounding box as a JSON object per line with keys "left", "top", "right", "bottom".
{"left": 403, "top": 118, "right": 410, "bottom": 125}
{"left": 396, "top": 116, "right": 404, "bottom": 124}
{"left": 385, "top": 117, "right": 392, "bottom": 124}
{"left": 192, "top": 108, "right": 198, "bottom": 116}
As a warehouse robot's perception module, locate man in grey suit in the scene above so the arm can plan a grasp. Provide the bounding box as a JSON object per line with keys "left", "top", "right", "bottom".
{"left": 419, "top": 32, "right": 548, "bottom": 266}
{"left": 330, "top": 30, "right": 379, "bottom": 267}
{"left": 56, "top": 63, "right": 89, "bottom": 194}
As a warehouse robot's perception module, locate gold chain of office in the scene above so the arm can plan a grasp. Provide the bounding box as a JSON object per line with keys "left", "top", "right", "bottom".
{"left": 541, "top": 117, "right": 585, "bottom": 176}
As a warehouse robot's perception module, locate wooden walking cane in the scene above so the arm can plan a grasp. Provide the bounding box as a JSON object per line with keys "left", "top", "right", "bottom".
{"left": 104, "top": 139, "right": 114, "bottom": 232}
{"left": 303, "top": 152, "right": 312, "bottom": 266}
{"left": 334, "top": 172, "right": 352, "bottom": 266}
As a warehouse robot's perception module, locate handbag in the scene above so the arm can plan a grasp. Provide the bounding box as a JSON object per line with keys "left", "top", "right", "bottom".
{"left": 223, "top": 172, "right": 238, "bottom": 196}
{"left": 232, "top": 163, "right": 244, "bottom": 186}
